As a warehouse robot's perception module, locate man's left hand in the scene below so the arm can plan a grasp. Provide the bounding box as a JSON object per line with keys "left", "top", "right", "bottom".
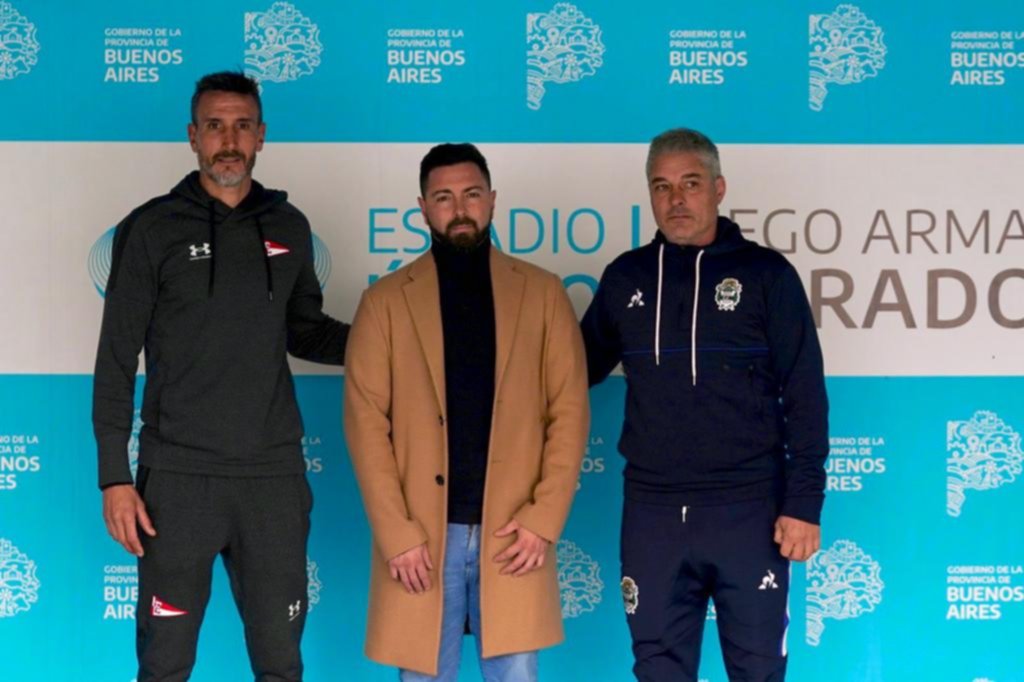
{"left": 493, "top": 520, "right": 550, "bottom": 577}
{"left": 774, "top": 515, "right": 820, "bottom": 562}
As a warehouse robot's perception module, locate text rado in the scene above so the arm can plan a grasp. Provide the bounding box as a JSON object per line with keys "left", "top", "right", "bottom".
{"left": 728, "top": 208, "right": 1024, "bottom": 330}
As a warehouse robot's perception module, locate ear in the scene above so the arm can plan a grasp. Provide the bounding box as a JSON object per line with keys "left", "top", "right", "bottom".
{"left": 417, "top": 196, "right": 427, "bottom": 213}
{"left": 489, "top": 189, "right": 496, "bottom": 204}
{"left": 714, "top": 175, "right": 727, "bottom": 204}
{"left": 187, "top": 123, "right": 198, "bottom": 152}
{"left": 256, "top": 121, "right": 267, "bottom": 152}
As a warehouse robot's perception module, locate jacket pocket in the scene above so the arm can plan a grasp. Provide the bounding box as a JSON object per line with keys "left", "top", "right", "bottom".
{"left": 135, "top": 465, "right": 152, "bottom": 500}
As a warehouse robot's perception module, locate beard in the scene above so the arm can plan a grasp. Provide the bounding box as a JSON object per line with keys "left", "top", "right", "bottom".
{"left": 198, "top": 150, "right": 257, "bottom": 188}
{"left": 430, "top": 215, "right": 492, "bottom": 252}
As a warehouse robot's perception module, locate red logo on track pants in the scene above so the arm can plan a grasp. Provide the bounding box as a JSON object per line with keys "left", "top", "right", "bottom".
{"left": 151, "top": 596, "right": 188, "bottom": 617}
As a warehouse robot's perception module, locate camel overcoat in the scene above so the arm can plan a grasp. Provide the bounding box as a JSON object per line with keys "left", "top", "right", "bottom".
{"left": 343, "top": 248, "right": 590, "bottom": 675}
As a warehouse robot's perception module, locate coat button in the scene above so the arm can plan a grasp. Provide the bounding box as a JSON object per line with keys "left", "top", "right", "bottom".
{"left": 435, "top": 474, "right": 445, "bottom": 486}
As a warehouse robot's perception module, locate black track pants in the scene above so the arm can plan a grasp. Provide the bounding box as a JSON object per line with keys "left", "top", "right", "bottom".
{"left": 134, "top": 467, "right": 312, "bottom": 682}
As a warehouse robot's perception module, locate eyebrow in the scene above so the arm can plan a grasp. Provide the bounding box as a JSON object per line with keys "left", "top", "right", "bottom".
{"left": 649, "top": 172, "right": 703, "bottom": 184}
{"left": 201, "top": 116, "right": 257, "bottom": 124}
{"left": 430, "top": 185, "right": 485, "bottom": 198}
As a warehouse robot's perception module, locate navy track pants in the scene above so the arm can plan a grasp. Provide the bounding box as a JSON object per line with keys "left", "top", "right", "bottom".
{"left": 620, "top": 496, "right": 790, "bottom": 682}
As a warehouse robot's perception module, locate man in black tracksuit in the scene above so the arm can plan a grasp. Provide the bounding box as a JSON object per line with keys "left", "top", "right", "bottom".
{"left": 582, "top": 128, "right": 828, "bottom": 682}
{"left": 93, "top": 72, "right": 349, "bottom": 681}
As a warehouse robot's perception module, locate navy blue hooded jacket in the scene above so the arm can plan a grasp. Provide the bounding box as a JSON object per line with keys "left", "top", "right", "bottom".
{"left": 581, "top": 217, "right": 828, "bottom": 524}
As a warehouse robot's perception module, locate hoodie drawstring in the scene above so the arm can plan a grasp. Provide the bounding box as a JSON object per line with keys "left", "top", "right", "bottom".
{"left": 654, "top": 243, "right": 703, "bottom": 383}
{"left": 207, "top": 203, "right": 216, "bottom": 297}
{"left": 654, "top": 243, "right": 665, "bottom": 366}
{"left": 690, "top": 249, "right": 704, "bottom": 386}
{"left": 255, "top": 217, "right": 274, "bottom": 301}
{"left": 207, "top": 204, "right": 274, "bottom": 302}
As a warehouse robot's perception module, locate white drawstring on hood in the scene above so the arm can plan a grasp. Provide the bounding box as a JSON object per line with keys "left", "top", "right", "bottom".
{"left": 690, "top": 249, "right": 704, "bottom": 386}
{"left": 653, "top": 244, "right": 704, "bottom": 386}
{"left": 654, "top": 243, "right": 664, "bottom": 366}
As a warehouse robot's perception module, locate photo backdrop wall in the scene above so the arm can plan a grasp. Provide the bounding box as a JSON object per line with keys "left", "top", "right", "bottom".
{"left": 1, "top": 2, "right": 1022, "bottom": 680}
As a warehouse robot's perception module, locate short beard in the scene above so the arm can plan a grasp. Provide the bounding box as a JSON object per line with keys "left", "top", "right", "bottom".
{"left": 199, "top": 152, "right": 256, "bottom": 188}
{"left": 431, "top": 217, "right": 491, "bottom": 252}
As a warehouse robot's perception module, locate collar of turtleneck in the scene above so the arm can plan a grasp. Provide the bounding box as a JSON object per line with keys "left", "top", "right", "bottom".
{"left": 430, "top": 231, "right": 492, "bottom": 279}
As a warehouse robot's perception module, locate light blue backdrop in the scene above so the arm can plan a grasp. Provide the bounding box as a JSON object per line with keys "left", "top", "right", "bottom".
{"left": 1, "top": 1, "right": 1022, "bottom": 680}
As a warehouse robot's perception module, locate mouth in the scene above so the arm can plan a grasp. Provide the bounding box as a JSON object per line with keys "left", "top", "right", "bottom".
{"left": 447, "top": 221, "right": 478, "bottom": 233}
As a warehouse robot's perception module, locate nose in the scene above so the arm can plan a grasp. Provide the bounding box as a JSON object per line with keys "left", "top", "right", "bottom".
{"left": 452, "top": 197, "right": 467, "bottom": 217}
{"left": 222, "top": 127, "right": 238, "bottom": 149}
{"left": 669, "top": 185, "right": 687, "bottom": 206}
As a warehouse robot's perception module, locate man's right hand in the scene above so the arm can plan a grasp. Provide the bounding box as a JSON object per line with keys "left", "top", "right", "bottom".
{"left": 102, "top": 484, "right": 156, "bottom": 557}
{"left": 387, "top": 543, "right": 434, "bottom": 594}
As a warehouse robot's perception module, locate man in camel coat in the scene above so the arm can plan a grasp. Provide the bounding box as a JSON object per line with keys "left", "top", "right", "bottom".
{"left": 344, "top": 143, "right": 590, "bottom": 680}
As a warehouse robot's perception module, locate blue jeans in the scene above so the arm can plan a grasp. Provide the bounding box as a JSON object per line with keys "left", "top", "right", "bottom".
{"left": 400, "top": 524, "right": 538, "bottom": 682}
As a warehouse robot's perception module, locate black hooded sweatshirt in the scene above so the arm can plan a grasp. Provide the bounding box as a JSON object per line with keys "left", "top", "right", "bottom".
{"left": 93, "top": 172, "right": 348, "bottom": 488}
{"left": 582, "top": 217, "right": 829, "bottom": 524}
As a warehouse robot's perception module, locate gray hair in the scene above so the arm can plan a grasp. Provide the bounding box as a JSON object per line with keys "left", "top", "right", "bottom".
{"left": 646, "top": 128, "right": 721, "bottom": 179}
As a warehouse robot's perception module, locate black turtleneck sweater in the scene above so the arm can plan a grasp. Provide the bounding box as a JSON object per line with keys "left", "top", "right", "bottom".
{"left": 432, "top": 235, "right": 496, "bottom": 524}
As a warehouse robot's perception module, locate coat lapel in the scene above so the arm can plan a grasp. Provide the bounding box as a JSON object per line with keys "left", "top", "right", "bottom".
{"left": 402, "top": 254, "right": 446, "bottom": 414}
{"left": 490, "top": 249, "right": 526, "bottom": 392}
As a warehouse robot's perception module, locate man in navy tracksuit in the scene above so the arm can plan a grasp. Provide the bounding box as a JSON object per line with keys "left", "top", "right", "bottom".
{"left": 582, "top": 128, "right": 828, "bottom": 681}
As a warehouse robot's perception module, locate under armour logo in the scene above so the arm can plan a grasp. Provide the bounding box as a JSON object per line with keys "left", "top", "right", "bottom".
{"left": 758, "top": 569, "right": 779, "bottom": 590}
{"left": 627, "top": 289, "right": 645, "bottom": 308}
{"left": 288, "top": 599, "right": 302, "bottom": 621}
{"left": 188, "top": 243, "right": 212, "bottom": 260}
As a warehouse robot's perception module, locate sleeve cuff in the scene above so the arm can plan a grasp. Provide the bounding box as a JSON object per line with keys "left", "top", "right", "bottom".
{"left": 99, "top": 480, "right": 133, "bottom": 491}
{"left": 376, "top": 520, "right": 430, "bottom": 562}
{"left": 780, "top": 495, "right": 824, "bottom": 525}
{"left": 97, "top": 447, "right": 133, "bottom": 490}
{"left": 513, "top": 505, "right": 563, "bottom": 545}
